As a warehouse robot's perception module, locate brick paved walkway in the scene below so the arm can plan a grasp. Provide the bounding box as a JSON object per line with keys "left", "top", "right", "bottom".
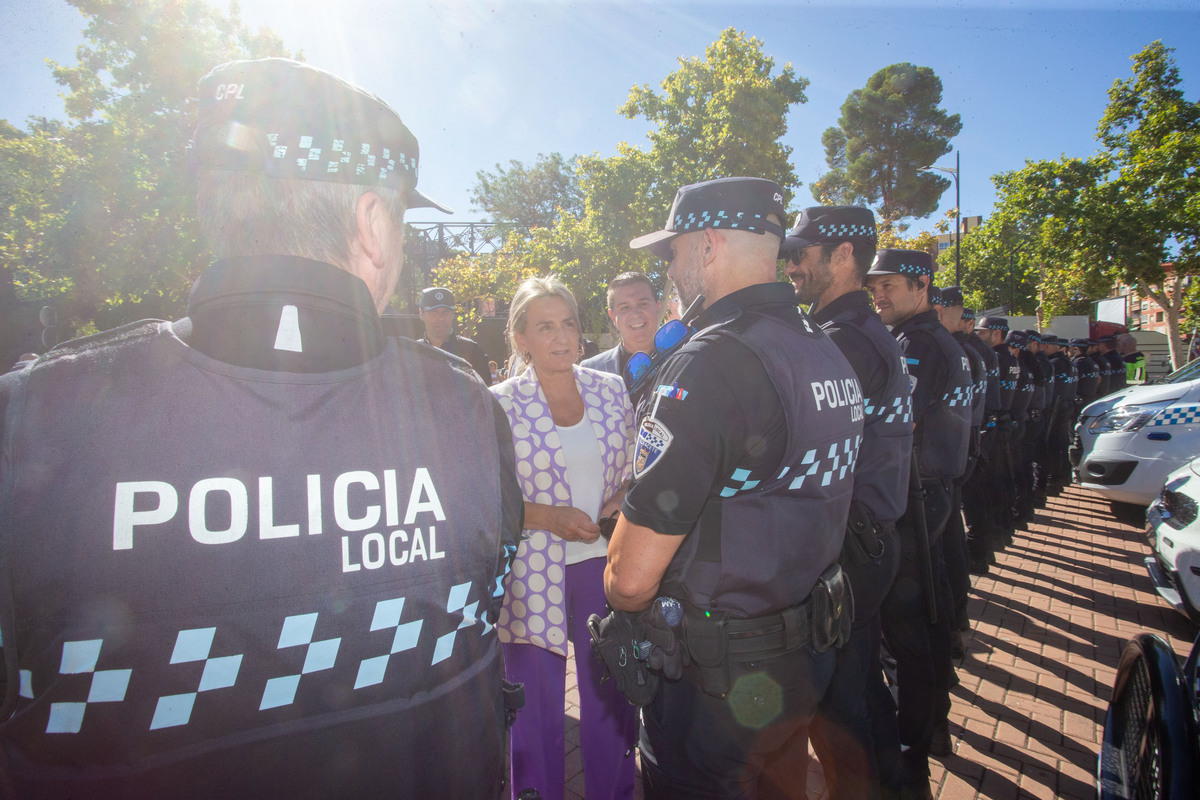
{"left": 558, "top": 485, "right": 1197, "bottom": 799}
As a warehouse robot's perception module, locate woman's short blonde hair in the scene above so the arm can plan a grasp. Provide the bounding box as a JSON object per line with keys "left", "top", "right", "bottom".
{"left": 506, "top": 276, "right": 580, "bottom": 368}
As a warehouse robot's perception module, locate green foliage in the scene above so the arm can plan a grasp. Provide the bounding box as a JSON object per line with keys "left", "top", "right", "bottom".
{"left": 429, "top": 249, "right": 539, "bottom": 340}
{"left": 470, "top": 152, "right": 582, "bottom": 231}
{"left": 813, "top": 63, "right": 961, "bottom": 223}
{"left": 0, "top": 0, "right": 291, "bottom": 363}
{"left": 444, "top": 28, "right": 810, "bottom": 338}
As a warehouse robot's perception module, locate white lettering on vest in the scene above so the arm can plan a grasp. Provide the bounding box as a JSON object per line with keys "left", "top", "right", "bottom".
{"left": 341, "top": 535, "right": 361, "bottom": 572}
{"left": 307, "top": 474, "right": 322, "bottom": 535}
{"left": 404, "top": 468, "right": 446, "bottom": 523}
{"left": 189, "top": 477, "right": 248, "bottom": 545}
{"left": 334, "top": 471, "right": 381, "bottom": 532}
{"left": 113, "top": 481, "right": 177, "bottom": 550}
{"left": 259, "top": 476, "right": 299, "bottom": 539}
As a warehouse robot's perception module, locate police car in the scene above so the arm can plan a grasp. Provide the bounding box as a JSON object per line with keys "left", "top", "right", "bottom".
{"left": 1145, "top": 456, "right": 1200, "bottom": 624}
{"left": 1073, "top": 357, "right": 1200, "bottom": 521}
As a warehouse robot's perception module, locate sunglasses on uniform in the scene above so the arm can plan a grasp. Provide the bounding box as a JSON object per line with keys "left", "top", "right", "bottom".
{"left": 623, "top": 295, "right": 705, "bottom": 395}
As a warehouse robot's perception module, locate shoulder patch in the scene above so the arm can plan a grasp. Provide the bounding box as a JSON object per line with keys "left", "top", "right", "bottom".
{"left": 633, "top": 415, "right": 673, "bottom": 479}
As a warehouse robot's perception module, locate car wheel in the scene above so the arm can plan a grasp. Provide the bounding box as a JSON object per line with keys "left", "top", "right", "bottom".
{"left": 1111, "top": 501, "right": 1148, "bottom": 528}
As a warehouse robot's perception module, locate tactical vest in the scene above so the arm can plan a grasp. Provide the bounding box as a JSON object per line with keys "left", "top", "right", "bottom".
{"left": 965, "top": 334, "right": 1002, "bottom": 413}
{"left": 1075, "top": 355, "right": 1100, "bottom": 403}
{"left": 1026, "top": 352, "right": 1048, "bottom": 411}
{"left": 993, "top": 346, "right": 1019, "bottom": 411}
{"left": 897, "top": 316, "right": 972, "bottom": 481}
{"left": 955, "top": 331, "right": 987, "bottom": 429}
{"left": 821, "top": 303, "right": 913, "bottom": 527}
{"left": 1049, "top": 352, "right": 1078, "bottom": 404}
{"left": 659, "top": 310, "right": 863, "bottom": 618}
{"left": 0, "top": 323, "right": 513, "bottom": 798}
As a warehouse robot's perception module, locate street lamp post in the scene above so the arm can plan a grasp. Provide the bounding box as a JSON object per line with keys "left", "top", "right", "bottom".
{"left": 923, "top": 152, "right": 961, "bottom": 286}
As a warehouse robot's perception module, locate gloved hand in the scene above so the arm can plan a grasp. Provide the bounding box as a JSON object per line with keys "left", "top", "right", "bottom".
{"left": 587, "top": 610, "right": 658, "bottom": 706}
{"left": 642, "top": 598, "right": 689, "bottom": 680}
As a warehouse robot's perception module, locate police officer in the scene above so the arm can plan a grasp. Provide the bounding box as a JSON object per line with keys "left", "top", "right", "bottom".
{"left": 1007, "top": 330, "right": 1036, "bottom": 526}
{"left": 605, "top": 178, "right": 863, "bottom": 799}
{"left": 0, "top": 59, "right": 522, "bottom": 799}
{"left": 419, "top": 286, "right": 494, "bottom": 385}
{"left": 780, "top": 206, "right": 912, "bottom": 800}
{"left": 1027, "top": 331, "right": 1055, "bottom": 506}
{"left": 1091, "top": 338, "right": 1114, "bottom": 399}
{"left": 1072, "top": 338, "right": 1101, "bottom": 421}
{"left": 1099, "top": 334, "right": 1127, "bottom": 392}
{"left": 933, "top": 288, "right": 984, "bottom": 657}
{"left": 1044, "top": 335, "right": 1078, "bottom": 492}
{"left": 976, "top": 317, "right": 1020, "bottom": 551}
{"left": 1119, "top": 333, "right": 1147, "bottom": 385}
{"left": 866, "top": 250, "right": 972, "bottom": 799}
{"left": 958, "top": 309, "right": 1002, "bottom": 573}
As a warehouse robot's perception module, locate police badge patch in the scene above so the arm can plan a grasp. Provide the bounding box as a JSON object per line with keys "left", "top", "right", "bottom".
{"left": 634, "top": 416, "right": 673, "bottom": 479}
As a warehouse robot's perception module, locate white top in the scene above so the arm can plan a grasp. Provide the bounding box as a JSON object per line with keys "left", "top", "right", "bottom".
{"left": 556, "top": 417, "right": 609, "bottom": 565}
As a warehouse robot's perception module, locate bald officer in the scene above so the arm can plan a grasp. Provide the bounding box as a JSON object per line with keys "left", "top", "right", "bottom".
{"left": 606, "top": 178, "right": 863, "bottom": 799}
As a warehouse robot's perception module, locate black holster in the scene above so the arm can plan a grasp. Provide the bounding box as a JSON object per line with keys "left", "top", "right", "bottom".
{"left": 502, "top": 679, "right": 525, "bottom": 730}
{"left": 811, "top": 563, "right": 854, "bottom": 652}
{"left": 840, "top": 500, "right": 885, "bottom": 567}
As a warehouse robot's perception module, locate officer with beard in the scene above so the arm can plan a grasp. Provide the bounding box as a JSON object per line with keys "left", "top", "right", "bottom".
{"left": 780, "top": 206, "right": 912, "bottom": 800}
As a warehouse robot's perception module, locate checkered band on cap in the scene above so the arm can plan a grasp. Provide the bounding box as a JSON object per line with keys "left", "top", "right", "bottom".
{"left": 867, "top": 248, "right": 935, "bottom": 278}
{"left": 961, "top": 308, "right": 976, "bottom": 321}
{"left": 816, "top": 222, "right": 875, "bottom": 238}
{"left": 266, "top": 133, "right": 415, "bottom": 184}
{"left": 674, "top": 209, "right": 775, "bottom": 233}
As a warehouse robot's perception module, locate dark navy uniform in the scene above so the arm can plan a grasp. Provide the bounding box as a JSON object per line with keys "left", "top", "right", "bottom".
{"left": 1028, "top": 338, "right": 1054, "bottom": 501}
{"left": 1092, "top": 348, "right": 1113, "bottom": 399}
{"left": 1104, "top": 346, "right": 1127, "bottom": 392}
{"left": 622, "top": 283, "right": 864, "bottom": 799}
{"left": 0, "top": 258, "right": 522, "bottom": 799}
{"left": 987, "top": 324, "right": 1021, "bottom": 548}
{"left": 865, "top": 250, "right": 971, "bottom": 797}
{"left": 810, "top": 289, "right": 912, "bottom": 800}
{"left": 1046, "top": 340, "right": 1078, "bottom": 489}
{"left": 1072, "top": 340, "right": 1100, "bottom": 417}
{"left": 961, "top": 322, "right": 1002, "bottom": 569}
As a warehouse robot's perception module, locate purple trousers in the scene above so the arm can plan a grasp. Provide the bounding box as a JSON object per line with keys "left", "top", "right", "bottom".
{"left": 504, "top": 557, "right": 638, "bottom": 800}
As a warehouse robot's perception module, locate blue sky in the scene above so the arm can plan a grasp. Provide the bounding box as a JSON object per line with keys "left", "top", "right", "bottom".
{"left": 2, "top": 0, "right": 1198, "bottom": 233}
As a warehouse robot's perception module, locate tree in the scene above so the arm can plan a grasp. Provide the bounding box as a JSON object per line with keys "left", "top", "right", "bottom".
{"left": 0, "top": 0, "right": 291, "bottom": 364}
{"left": 1079, "top": 41, "right": 1200, "bottom": 367}
{"left": 812, "top": 63, "right": 961, "bottom": 225}
{"left": 470, "top": 152, "right": 581, "bottom": 231}
{"left": 439, "top": 29, "right": 812, "bottom": 339}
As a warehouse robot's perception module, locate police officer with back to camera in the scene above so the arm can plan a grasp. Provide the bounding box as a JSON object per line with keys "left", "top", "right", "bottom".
{"left": 598, "top": 178, "right": 863, "bottom": 800}
{"left": 419, "top": 286, "right": 494, "bottom": 385}
{"left": 865, "top": 250, "right": 972, "bottom": 800}
{"left": 0, "top": 59, "right": 523, "bottom": 799}
{"left": 1005, "top": 330, "right": 1035, "bottom": 526}
{"left": 1025, "top": 331, "right": 1054, "bottom": 506}
{"left": 780, "top": 206, "right": 912, "bottom": 800}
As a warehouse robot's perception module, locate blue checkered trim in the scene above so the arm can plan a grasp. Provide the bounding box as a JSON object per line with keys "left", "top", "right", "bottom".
{"left": 266, "top": 134, "right": 416, "bottom": 183}
{"left": 1151, "top": 405, "right": 1200, "bottom": 426}
{"left": 893, "top": 263, "right": 930, "bottom": 275}
{"left": 674, "top": 210, "right": 771, "bottom": 233}
{"left": 720, "top": 467, "right": 761, "bottom": 497}
{"left": 817, "top": 222, "right": 875, "bottom": 238}
{"left": 875, "top": 394, "right": 913, "bottom": 424}
{"left": 784, "top": 436, "right": 863, "bottom": 490}
{"left": 944, "top": 385, "right": 973, "bottom": 407}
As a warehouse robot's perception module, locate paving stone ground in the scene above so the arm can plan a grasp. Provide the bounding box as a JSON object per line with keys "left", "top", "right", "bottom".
{"left": 557, "top": 485, "right": 1196, "bottom": 799}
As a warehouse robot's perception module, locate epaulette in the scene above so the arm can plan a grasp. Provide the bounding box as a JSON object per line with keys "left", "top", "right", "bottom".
{"left": 394, "top": 336, "right": 485, "bottom": 385}
{"left": 34, "top": 320, "right": 165, "bottom": 365}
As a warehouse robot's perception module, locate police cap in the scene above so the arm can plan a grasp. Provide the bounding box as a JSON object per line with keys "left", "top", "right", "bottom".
{"left": 977, "top": 316, "right": 1009, "bottom": 332}
{"left": 1056, "top": 336, "right": 1070, "bottom": 347}
{"left": 940, "top": 286, "right": 965, "bottom": 307}
{"left": 420, "top": 287, "right": 455, "bottom": 311}
{"left": 961, "top": 307, "right": 976, "bottom": 321}
{"left": 779, "top": 206, "right": 876, "bottom": 256}
{"left": 1069, "top": 337, "right": 1090, "bottom": 348}
{"left": 631, "top": 177, "right": 787, "bottom": 261}
{"left": 867, "top": 249, "right": 936, "bottom": 278}
{"left": 930, "top": 286, "right": 946, "bottom": 306}
{"left": 1098, "top": 334, "right": 1117, "bottom": 344}
{"left": 188, "top": 58, "right": 450, "bottom": 212}
{"left": 1006, "top": 330, "right": 1028, "bottom": 350}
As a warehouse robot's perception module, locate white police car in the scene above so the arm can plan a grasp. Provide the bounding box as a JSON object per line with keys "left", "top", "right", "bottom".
{"left": 1073, "top": 358, "right": 1200, "bottom": 520}
{"left": 1145, "top": 456, "right": 1200, "bottom": 624}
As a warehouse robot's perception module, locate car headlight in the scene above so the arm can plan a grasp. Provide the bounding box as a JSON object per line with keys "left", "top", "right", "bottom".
{"left": 1087, "top": 400, "right": 1175, "bottom": 434}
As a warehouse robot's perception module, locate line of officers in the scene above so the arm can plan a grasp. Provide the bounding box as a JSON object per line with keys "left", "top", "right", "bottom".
{"left": 760, "top": 205, "right": 1118, "bottom": 800}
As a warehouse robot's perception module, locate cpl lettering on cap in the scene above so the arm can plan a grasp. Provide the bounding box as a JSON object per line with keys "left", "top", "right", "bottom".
{"left": 214, "top": 83, "right": 245, "bottom": 101}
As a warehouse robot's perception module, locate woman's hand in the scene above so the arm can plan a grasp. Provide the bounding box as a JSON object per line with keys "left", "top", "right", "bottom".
{"left": 524, "top": 502, "right": 602, "bottom": 543}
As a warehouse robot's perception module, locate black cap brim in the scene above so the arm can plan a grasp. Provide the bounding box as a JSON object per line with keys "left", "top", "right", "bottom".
{"left": 408, "top": 188, "right": 451, "bottom": 214}
{"left": 630, "top": 229, "right": 678, "bottom": 261}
